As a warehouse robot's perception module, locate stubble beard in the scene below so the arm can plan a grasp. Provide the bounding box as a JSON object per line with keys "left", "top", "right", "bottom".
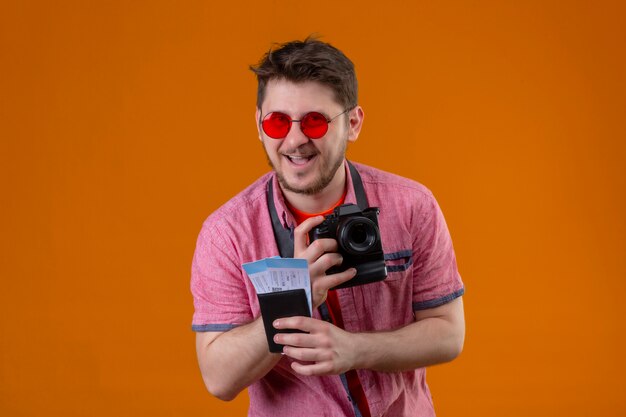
{"left": 264, "top": 138, "right": 347, "bottom": 196}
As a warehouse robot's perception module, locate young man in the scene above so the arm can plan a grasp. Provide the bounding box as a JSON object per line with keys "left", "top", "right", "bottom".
{"left": 191, "top": 38, "right": 465, "bottom": 417}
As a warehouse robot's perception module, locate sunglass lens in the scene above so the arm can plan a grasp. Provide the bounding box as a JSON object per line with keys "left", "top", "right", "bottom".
{"left": 262, "top": 112, "right": 291, "bottom": 139}
{"left": 301, "top": 112, "right": 329, "bottom": 139}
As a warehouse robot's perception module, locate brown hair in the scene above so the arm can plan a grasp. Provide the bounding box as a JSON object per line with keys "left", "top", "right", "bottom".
{"left": 250, "top": 36, "right": 358, "bottom": 110}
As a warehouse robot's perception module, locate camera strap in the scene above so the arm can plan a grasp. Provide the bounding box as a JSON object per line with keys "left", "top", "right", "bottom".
{"left": 266, "top": 160, "right": 368, "bottom": 258}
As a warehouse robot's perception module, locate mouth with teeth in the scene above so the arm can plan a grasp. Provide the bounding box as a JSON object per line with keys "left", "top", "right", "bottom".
{"left": 283, "top": 153, "right": 317, "bottom": 166}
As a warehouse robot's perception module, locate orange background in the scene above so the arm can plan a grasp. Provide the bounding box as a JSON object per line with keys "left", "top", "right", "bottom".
{"left": 1, "top": 1, "right": 625, "bottom": 416}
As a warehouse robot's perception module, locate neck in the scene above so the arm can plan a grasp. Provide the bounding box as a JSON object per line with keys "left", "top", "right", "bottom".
{"left": 281, "top": 163, "right": 347, "bottom": 214}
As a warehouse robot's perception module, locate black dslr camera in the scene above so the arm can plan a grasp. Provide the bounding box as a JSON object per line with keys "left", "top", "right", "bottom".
{"left": 309, "top": 204, "right": 387, "bottom": 289}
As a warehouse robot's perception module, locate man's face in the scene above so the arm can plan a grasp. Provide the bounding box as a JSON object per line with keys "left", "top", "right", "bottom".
{"left": 256, "top": 79, "right": 360, "bottom": 196}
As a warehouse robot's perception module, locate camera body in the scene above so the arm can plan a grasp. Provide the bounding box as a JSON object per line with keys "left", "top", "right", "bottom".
{"left": 309, "top": 204, "right": 387, "bottom": 289}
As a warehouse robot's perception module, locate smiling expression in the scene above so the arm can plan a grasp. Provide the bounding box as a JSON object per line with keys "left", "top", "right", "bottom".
{"left": 257, "top": 79, "right": 360, "bottom": 197}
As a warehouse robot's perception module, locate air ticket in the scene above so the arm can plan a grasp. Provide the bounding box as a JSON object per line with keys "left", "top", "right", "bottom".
{"left": 242, "top": 257, "right": 312, "bottom": 315}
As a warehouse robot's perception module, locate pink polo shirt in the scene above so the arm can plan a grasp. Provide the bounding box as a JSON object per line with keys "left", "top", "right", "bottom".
{"left": 191, "top": 161, "right": 464, "bottom": 417}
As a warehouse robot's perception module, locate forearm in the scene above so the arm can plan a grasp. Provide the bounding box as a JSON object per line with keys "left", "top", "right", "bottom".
{"left": 354, "top": 310, "right": 465, "bottom": 372}
{"left": 354, "top": 319, "right": 464, "bottom": 372}
{"left": 196, "top": 317, "right": 281, "bottom": 401}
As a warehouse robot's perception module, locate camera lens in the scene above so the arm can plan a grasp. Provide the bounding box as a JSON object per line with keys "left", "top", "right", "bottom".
{"left": 351, "top": 224, "right": 368, "bottom": 245}
{"left": 338, "top": 217, "right": 379, "bottom": 255}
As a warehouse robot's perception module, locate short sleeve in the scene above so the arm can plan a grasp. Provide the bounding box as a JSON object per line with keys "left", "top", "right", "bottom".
{"left": 190, "top": 226, "right": 253, "bottom": 331}
{"left": 411, "top": 192, "right": 464, "bottom": 310}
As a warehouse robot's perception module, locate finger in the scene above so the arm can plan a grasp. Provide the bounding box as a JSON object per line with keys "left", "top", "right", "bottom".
{"left": 283, "top": 346, "right": 333, "bottom": 362}
{"left": 273, "top": 332, "right": 317, "bottom": 348}
{"left": 313, "top": 268, "right": 357, "bottom": 292}
{"left": 291, "top": 360, "right": 335, "bottom": 376}
{"left": 274, "top": 316, "right": 324, "bottom": 333}
{"left": 302, "top": 238, "right": 339, "bottom": 263}
{"left": 293, "top": 216, "right": 326, "bottom": 255}
{"left": 309, "top": 252, "right": 343, "bottom": 277}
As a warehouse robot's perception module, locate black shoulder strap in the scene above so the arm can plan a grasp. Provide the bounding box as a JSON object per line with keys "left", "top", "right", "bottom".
{"left": 348, "top": 161, "right": 368, "bottom": 210}
{"left": 267, "top": 178, "right": 294, "bottom": 258}
{"left": 266, "top": 160, "right": 368, "bottom": 258}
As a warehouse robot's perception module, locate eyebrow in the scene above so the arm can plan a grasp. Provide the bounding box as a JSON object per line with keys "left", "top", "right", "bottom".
{"left": 262, "top": 110, "right": 332, "bottom": 119}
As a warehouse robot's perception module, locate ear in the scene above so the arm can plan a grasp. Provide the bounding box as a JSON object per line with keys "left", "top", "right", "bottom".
{"left": 255, "top": 107, "right": 262, "bottom": 141}
{"left": 347, "top": 106, "right": 364, "bottom": 143}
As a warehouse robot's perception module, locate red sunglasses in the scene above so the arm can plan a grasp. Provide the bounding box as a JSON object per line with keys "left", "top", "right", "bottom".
{"left": 261, "top": 109, "right": 350, "bottom": 139}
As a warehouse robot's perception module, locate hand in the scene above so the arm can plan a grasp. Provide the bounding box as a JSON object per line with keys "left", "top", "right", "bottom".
{"left": 273, "top": 316, "right": 359, "bottom": 376}
{"left": 293, "top": 216, "right": 356, "bottom": 309}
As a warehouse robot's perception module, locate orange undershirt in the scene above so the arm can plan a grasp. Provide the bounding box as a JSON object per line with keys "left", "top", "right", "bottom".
{"left": 286, "top": 192, "right": 372, "bottom": 417}
{"left": 285, "top": 189, "right": 348, "bottom": 225}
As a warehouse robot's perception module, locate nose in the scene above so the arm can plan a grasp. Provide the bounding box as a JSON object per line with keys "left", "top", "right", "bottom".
{"left": 282, "top": 121, "right": 310, "bottom": 149}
